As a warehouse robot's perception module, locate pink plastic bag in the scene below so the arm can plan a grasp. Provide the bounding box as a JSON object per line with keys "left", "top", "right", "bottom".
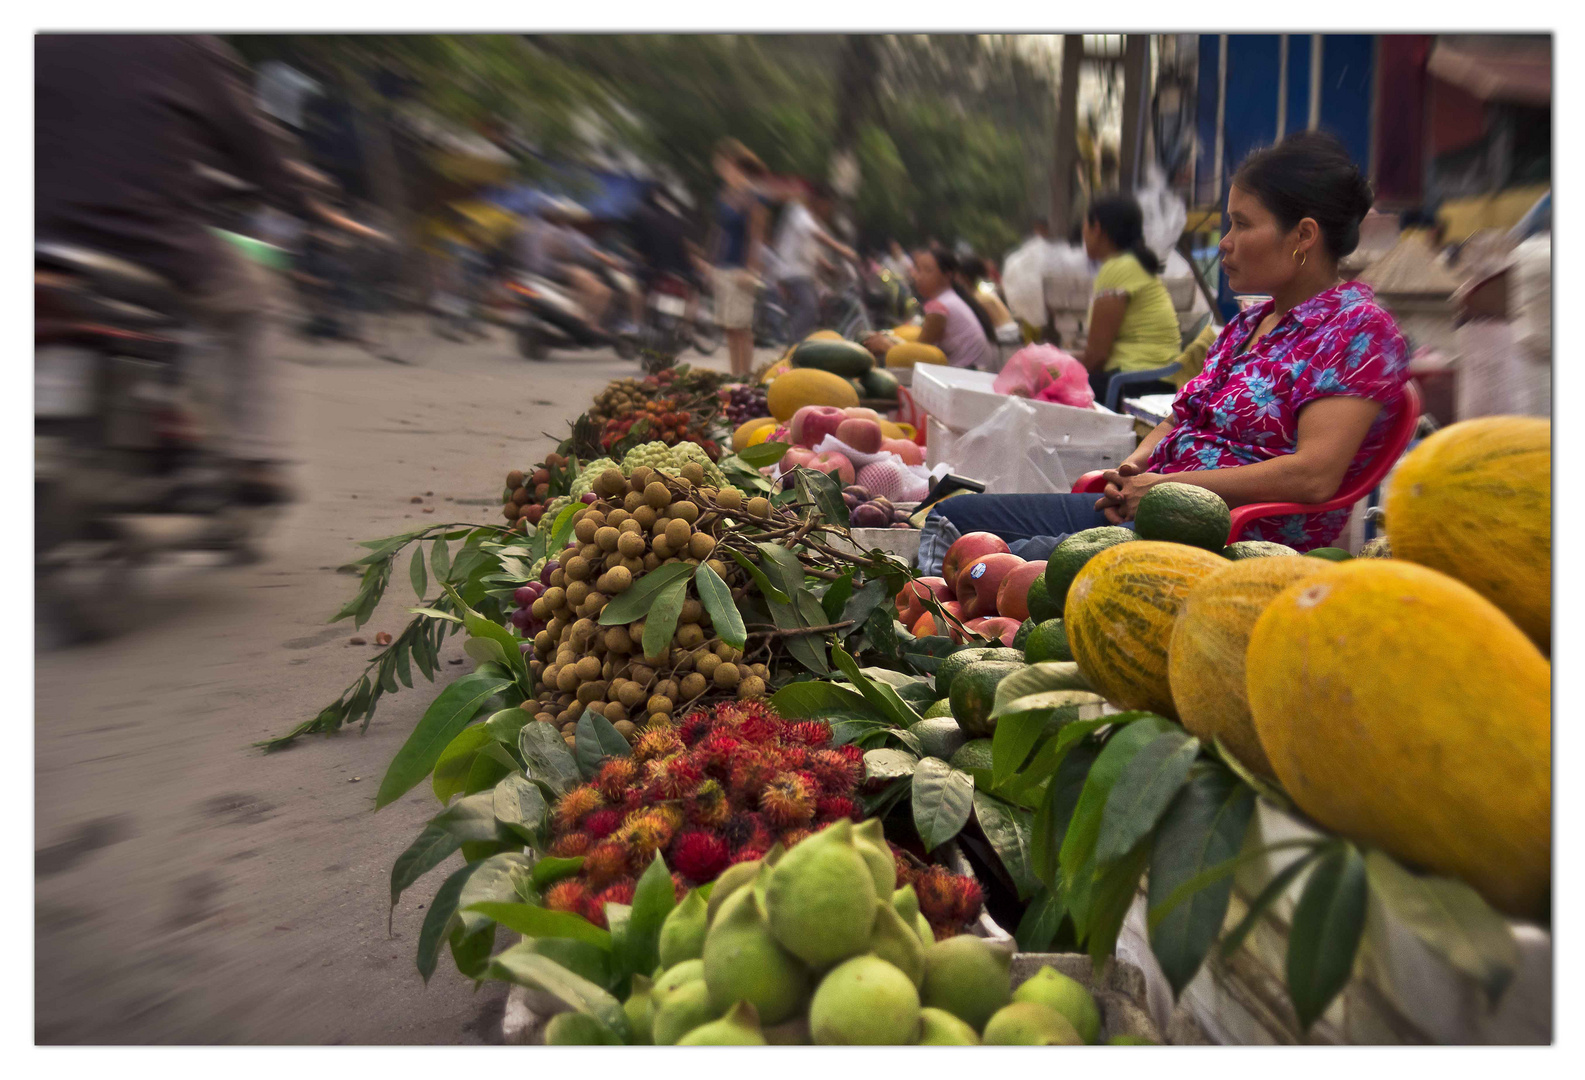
{"left": 993, "top": 344, "right": 1096, "bottom": 409}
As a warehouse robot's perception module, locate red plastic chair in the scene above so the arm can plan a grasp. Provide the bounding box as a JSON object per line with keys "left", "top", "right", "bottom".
{"left": 1071, "top": 381, "right": 1422, "bottom": 544}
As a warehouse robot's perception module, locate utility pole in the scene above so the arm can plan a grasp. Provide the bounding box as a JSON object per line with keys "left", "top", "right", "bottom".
{"left": 1119, "top": 34, "right": 1152, "bottom": 191}
{"left": 1051, "top": 34, "right": 1083, "bottom": 237}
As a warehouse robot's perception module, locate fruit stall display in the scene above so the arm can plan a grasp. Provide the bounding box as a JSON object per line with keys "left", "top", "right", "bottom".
{"left": 280, "top": 321, "right": 1549, "bottom": 1045}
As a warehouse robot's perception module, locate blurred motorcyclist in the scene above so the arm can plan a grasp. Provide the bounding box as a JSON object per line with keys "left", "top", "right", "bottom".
{"left": 519, "top": 198, "right": 634, "bottom": 339}
{"left": 628, "top": 185, "right": 699, "bottom": 314}
{"left": 770, "top": 180, "right": 856, "bottom": 340}
{"left": 36, "top": 34, "right": 384, "bottom": 503}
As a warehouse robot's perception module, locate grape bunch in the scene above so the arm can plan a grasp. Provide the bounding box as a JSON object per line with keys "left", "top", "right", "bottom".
{"left": 721, "top": 383, "right": 769, "bottom": 426}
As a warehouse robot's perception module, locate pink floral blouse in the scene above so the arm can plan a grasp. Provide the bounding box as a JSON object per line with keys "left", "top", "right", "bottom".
{"left": 1145, "top": 282, "right": 1408, "bottom": 550}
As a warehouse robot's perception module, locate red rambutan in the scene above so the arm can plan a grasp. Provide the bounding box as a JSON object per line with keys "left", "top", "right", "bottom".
{"left": 685, "top": 778, "right": 731, "bottom": 827}
{"left": 739, "top": 713, "right": 782, "bottom": 744}
{"left": 836, "top": 743, "right": 864, "bottom": 765}
{"left": 618, "top": 809, "right": 678, "bottom": 871}
{"left": 759, "top": 772, "right": 816, "bottom": 828}
{"left": 595, "top": 879, "right": 637, "bottom": 908}
{"left": 810, "top": 749, "right": 865, "bottom": 795}
{"left": 671, "top": 829, "right": 730, "bottom": 882}
{"left": 678, "top": 710, "right": 714, "bottom": 745}
{"left": 779, "top": 826, "right": 814, "bottom": 849}
{"left": 554, "top": 785, "right": 604, "bottom": 831}
{"left": 632, "top": 727, "right": 685, "bottom": 764}
{"left": 582, "top": 808, "right": 622, "bottom": 840}
{"left": 785, "top": 720, "right": 832, "bottom": 747}
{"left": 914, "top": 865, "right": 981, "bottom": 927}
{"left": 720, "top": 812, "right": 772, "bottom": 853}
{"left": 595, "top": 757, "right": 638, "bottom": 803}
{"left": 729, "top": 845, "right": 768, "bottom": 866}
{"left": 543, "top": 879, "right": 588, "bottom": 914}
{"left": 775, "top": 745, "right": 811, "bottom": 771}
{"left": 550, "top": 831, "right": 592, "bottom": 858}
{"left": 670, "top": 872, "right": 689, "bottom": 901}
{"left": 815, "top": 795, "right": 858, "bottom": 822}
{"left": 583, "top": 839, "right": 629, "bottom": 889}
{"left": 727, "top": 750, "right": 780, "bottom": 802}
{"left": 645, "top": 756, "right": 702, "bottom": 800}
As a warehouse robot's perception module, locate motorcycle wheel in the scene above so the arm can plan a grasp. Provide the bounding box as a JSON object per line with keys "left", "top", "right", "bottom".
{"left": 35, "top": 482, "right": 151, "bottom": 646}
{"left": 691, "top": 320, "right": 722, "bottom": 356}
{"left": 517, "top": 324, "right": 548, "bottom": 361}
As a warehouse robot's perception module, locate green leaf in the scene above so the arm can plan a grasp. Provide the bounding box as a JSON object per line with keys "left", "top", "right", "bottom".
{"left": 1213, "top": 736, "right": 1297, "bottom": 814}
{"left": 598, "top": 561, "right": 695, "bottom": 625}
{"left": 863, "top": 747, "right": 919, "bottom": 782}
{"left": 974, "top": 792, "right": 1039, "bottom": 900}
{"left": 390, "top": 821, "right": 462, "bottom": 910}
{"left": 417, "top": 861, "right": 480, "bottom": 982}
{"left": 1085, "top": 841, "right": 1153, "bottom": 965}
{"left": 991, "top": 710, "right": 1063, "bottom": 790}
{"left": 574, "top": 707, "right": 632, "bottom": 779}
{"left": 1001, "top": 718, "right": 1112, "bottom": 803}
{"left": 483, "top": 707, "right": 530, "bottom": 748}
{"left": 911, "top": 757, "right": 975, "bottom": 852}
{"left": 989, "top": 662, "right": 1094, "bottom": 716}
{"left": 1287, "top": 844, "right": 1369, "bottom": 1031}
{"left": 1150, "top": 837, "right": 1331, "bottom": 931}
{"left": 463, "top": 902, "right": 613, "bottom": 949}
{"left": 492, "top": 773, "right": 550, "bottom": 846}
{"left": 1218, "top": 846, "right": 1330, "bottom": 961}
{"left": 456, "top": 852, "right": 535, "bottom": 936}
{"left": 615, "top": 855, "right": 676, "bottom": 980}
{"left": 736, "top": 440, "right": 790, "bottom": 468}
{"left": 548, "top": 501, "right": 581, "bottom": 551}
{"left": 1015, "top": 890, "right": 1065, "bottom": 952}
{"left": 531, "top": 856, "right": 586, "bottom": 891}
{"left": 431, "top": 791, "right": 503, "bottom": 843}
{"left": 393, "top": 637, "right": 414, "bottom": 689}
{"left": 376, "top": 673, "right": 516, "bottom": 809}
{"left": 693, "top": 563, "right": 747, "bottom": 649}
{"left": 820, "top": 569, "right": 856, "bottom": 624}
{"left": 1059, "top": 716, "right": 1177, "bottom": 886}
{"left": 1094, "top": 729, "right": 1202, "bottom": 865}
{"left": 408, "top": 606, "right": 464, "bottom": 623}
{"left": 410, "top": 546, "right": 428, "bottom": 598}
{"left": 840, "top": 578, "right": 892, "bottom": 635}
{"left": 642, "top": 576, "right": 689, "bottom": 658}
{"left": 1032, "top": 739, "right": 1101, "bottom": 889}
{"left": 771, "top": 680, "right": 885, "bottom": 723}
{"left": 756, "top": 541, "right": 807, "bottom": 599}
{"left": 1363, "top": 850, "right": 1519, "bottom": 1003}
{"left": 486, "top": 945, "right": 632, "bottom": 1041}
{"left": 832, "top": 643, "right": 921, "bottom": 728}
{"left": 430, "top": 537, "right": 451, "bottom": 582}
{"left": 725, "top": 547, "right": 791, "bottom": 606}
{"left": 793, "top": 466, "right": 849, "bottom": 528}
{"left": 520, "top": 721, "right": 581, "bottom": 797}
{"left": 1146, "top": 765, "right": 1257, "bottom": 994}
{"left": 463, "top": 636, "right": 509, "bottom": 668}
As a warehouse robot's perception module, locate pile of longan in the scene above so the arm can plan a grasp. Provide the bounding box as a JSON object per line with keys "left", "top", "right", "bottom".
{"left": 521, "top": 462, "right": 775, "bottom": 749}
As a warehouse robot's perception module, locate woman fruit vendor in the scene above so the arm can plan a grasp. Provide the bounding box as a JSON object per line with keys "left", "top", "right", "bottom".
{"left": 920, "top": 131, "right": 1408, "bottom": 559}
{"left": 906, "top": 246, "right": 999, "bottom": 371}
{"left": 1078, "top": 193, "right": 1183, "bottom": 401}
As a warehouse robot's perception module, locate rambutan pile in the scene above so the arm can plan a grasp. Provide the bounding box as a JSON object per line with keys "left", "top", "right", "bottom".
{"left": 897, "top": 856, "right": 985, "bottom": 939}
{"left": 543, "top": 701, "right": 864, "bottom": 927}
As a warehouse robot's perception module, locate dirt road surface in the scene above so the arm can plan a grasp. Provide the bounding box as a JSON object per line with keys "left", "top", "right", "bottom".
{"left": 34, "top": 316, "right": 762, "bottom": 1043}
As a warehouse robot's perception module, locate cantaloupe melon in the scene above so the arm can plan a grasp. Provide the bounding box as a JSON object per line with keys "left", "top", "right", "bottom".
{"left": 1064, "top": 541, "right": 1227, "bottom": 719}
{"left": 732, "top": 416, "right": 778, "bottom": 452}
{"left": 758, "top": 359, "right": 794, "bottom": 386}
{"left": 885, "top": 342, "right": 948, "bottom": 369}
{"left": 892, "top": 325, "right": 923, "bottom": 342}
{"left": 1384, "top": 416, "right": 1551, "bottom": 651}
{"left": 765, "top": 367, "right": 860, "bottom": 421}
{"left": 1167, "top": 556, "right": 1335, "bottom": 778}
{"left": 806, "top": 329, "right": 844, "bottom": 342}
{"left": 1247, "top": 560, "right": 1551, "bottom": 917}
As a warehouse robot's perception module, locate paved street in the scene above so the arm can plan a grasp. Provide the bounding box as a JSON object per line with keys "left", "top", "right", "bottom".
{"left": 34, "top": 312, "right": 757, "bottom": 1043}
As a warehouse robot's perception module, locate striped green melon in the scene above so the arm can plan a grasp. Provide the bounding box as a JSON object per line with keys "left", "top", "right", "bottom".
{"left": 1064, "top": 541, "right": 1227, "bottom": 719}
{"left": 790, "top": 339, "right": 875, "bottom": 379}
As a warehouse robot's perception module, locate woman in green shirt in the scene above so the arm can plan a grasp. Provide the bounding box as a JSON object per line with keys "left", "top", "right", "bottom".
{"left": 1079, "top": 193, "right": 1182, "bottom": 401}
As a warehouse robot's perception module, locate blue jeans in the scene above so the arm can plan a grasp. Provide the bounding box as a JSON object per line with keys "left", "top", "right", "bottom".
{"left": 783, "top": 276, "right": 820, "bottom": 340}
{"left": 917, "top": 493, "right": 1129, "bottom": 576}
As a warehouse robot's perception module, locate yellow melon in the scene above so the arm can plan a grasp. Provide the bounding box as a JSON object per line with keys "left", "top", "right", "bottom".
{"left": 758, "top": 359, "right": 794, "bottom": 386}
{"left": 891, "top": 325, "right": 923, "bottom": 342}
{"left": 732, "top": 416, "right": 778, "bottom": 452}
{"left": 1064, "top": 541, "right": 1228, "bottom": 719}
{"left": 1247, "top": 559, "right": 1551, "bottom": 917}
{"left": 765, "top": 367, "right": 860, "bottom": 421}
{"left": 885, "top": 342, "right": 948, "bottom": 369}
{"left": 1167, "top": 556, "right": 1336, "bottom": 778}
{"left": 1384, "top": 416, "right": 1550, "bottom": 651}
{"left": 745, "top": 424, "right": 779, "bottom": 447}
{"left": 805, "top": 329, "right": 844, "bottom": 342}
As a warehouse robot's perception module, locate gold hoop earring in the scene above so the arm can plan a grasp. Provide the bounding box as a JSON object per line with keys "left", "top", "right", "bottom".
{"left": 1292, "top": 248, "right": 1307, "bottom": 268}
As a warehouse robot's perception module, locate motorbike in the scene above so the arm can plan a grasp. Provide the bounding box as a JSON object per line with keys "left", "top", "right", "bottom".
{"left": 507, "top": 271, "right": 638, "bottom": 362}
{"left": 35, "top": 241, "right": 280, "bottom": 643}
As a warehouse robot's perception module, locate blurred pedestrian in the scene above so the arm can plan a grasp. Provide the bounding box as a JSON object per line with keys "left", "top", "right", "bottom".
{"left": 707, "top": 138, "right": 769, "bottom": 378}
{"left": 771, "top": 180, "right": 856, "bottom": 340}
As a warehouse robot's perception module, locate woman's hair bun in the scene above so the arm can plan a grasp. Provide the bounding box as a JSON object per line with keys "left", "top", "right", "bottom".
{"left": 1233, "top": 130, "right": 1375, "bottom": 259}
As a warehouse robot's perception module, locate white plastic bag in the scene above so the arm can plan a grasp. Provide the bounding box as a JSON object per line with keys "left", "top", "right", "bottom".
{"left": 1001, "top": 238, "right": 1051, "bottom": 327}
{"left": 945, "top": 397, "right": 1073, "bottom": 493}
{"left": 1137, "top": 163, "right": 1189, "bottom": 265}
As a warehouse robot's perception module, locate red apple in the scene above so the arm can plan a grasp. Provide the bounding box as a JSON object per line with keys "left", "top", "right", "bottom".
{"left": 807, "top": 451, "right": 856, "bottom": 485}
{"left": 966, "top": 616, "right": 1023, "bottom": 647}
{"left": 789, "top": 405, "right": 848, "bottom": 448}
{"left": 836, "top": 417, "right": 884, "bottom": 453}
{"left": 778, "top": 446, "right": 817, "bottom": 473}
{"left": 957, "top": 552, "right": 1025, "bottom": 618}
{"left": 895, "top": 576, "right": 951, "bottom": 626}
{"left": 942, "top": 532, "right": 1011, "bottom": 591}
{"left": 996, "top": 560, "right": 1048, "bottom": 622}
{"left": 882, "top": 437, "right": 925, "bottom": 465}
